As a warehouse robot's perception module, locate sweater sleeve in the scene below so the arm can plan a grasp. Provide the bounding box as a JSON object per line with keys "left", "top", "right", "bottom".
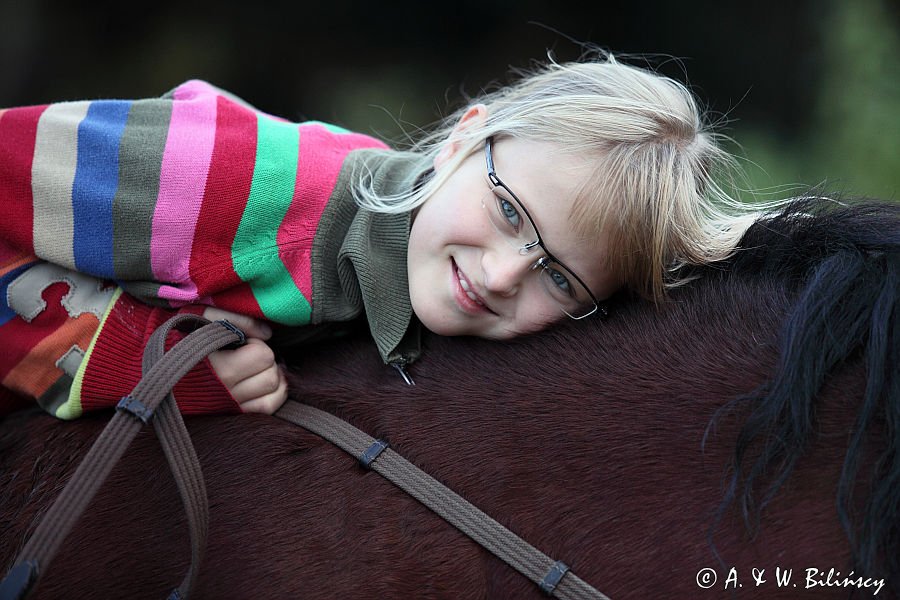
{"left": 0, "top": 80, "right": 388, "bottom": 328}
{"left": 0, "top": 256, "right": 239, "bottom": 419}
{"left": 72, "top": 292, "right": 242, "bottom": 418}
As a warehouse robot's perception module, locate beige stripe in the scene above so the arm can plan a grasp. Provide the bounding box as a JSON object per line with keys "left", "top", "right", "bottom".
{"left": 32, "top": 101, "right": 91, "bottom": 268}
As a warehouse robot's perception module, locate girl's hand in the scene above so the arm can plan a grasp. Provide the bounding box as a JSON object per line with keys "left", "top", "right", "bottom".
{"left": 202, "top": 307, "right": 287, "bottom": 415}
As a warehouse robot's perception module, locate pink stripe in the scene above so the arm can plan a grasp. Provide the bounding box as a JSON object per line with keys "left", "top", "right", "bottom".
{"left": 151, "top": 82, "right": 218, "bottom": 302}
{"left": 277, "top": 124, "right": 387, "bottom": 299}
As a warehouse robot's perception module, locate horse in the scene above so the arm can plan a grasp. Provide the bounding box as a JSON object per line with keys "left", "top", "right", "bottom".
{"left": 1, "top": 197, "right": 897, "bottom": 599}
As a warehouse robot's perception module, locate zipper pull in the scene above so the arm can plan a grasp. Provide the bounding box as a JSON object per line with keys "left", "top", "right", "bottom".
{"left": 390, "top": 360, "right": 415, "bottom": 386}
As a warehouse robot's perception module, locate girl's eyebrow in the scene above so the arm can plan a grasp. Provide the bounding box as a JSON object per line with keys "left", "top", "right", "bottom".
{"left": 494, "top": 158, "right": 539, "bottom": 221}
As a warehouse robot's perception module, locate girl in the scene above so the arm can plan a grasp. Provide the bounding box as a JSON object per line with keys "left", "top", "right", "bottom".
{"left": 0, "top": 52, "right": 750, "bottom": 419}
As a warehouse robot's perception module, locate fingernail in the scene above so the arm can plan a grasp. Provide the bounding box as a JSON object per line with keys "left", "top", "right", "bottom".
{"left": 259, "top": 323, "right": 273, "bottom": 338}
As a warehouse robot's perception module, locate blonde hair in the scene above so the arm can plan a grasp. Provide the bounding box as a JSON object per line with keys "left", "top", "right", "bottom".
{"left": 356, "top": 51, "right": 767, "bottom": 303}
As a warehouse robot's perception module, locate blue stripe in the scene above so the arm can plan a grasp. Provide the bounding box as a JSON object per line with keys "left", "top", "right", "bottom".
{"left": 0, "top": 262, "right": 38, "bottom": 326}
{"left": 72, "top": 101, "right": 132, "bottom": 277}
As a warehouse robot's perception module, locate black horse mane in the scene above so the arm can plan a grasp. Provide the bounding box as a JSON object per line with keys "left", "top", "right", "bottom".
{"left": 696, "top": 196, "right": 900, "bottom": 588}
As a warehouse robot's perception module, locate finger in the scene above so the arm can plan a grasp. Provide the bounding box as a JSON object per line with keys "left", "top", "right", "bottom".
{"left": 238, "top": 368, "right": 288, "bottom": 415}
{"left": 229, "top": 364, "right": 282, "bottom": 404}
{"left": 202, "top": 306, "right": 272, "bottom": 340}
{"left": 208, "top": 338, "right": 276, "bottom": 388}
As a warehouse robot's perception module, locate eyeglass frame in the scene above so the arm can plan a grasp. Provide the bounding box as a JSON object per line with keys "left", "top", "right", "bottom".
{"left": 483, "top": 136, "right": 607, "bottom": 319}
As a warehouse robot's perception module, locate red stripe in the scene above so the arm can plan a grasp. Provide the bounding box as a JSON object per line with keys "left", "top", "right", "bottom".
{"left": 0, "top": 105, "right": 48, "bottom": 255}
{"left": 188, "top": 95, "right": 262, "bottom": 317}
{"left": 203, "top": 283, "right": 263, "bottom": 317}
{"left": 277, "top": 125, "right": 386, "bottom": 300}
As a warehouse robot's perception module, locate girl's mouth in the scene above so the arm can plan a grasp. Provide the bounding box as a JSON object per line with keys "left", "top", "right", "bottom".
{"left": 452, "top": 259, "right": 493, "bottom": 315}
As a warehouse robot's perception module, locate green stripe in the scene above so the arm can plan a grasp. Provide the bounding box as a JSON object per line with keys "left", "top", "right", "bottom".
{"left": 232, "top": 115, "right": 311, "bottom": 325}
{"left": 112, "top": 99, "right": 172, "bottom": 281}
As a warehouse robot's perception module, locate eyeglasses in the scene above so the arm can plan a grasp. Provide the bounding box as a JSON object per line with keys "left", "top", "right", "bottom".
{"left": 482, "top": 137, "right": 603, "bottom": 319}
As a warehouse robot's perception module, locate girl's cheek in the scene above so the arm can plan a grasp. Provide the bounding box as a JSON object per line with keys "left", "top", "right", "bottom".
{"left": 514, "top": 297, "right": 565, "bottom": 334}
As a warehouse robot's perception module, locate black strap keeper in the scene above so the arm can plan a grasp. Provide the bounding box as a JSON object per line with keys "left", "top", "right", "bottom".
{"left": 538, "top": 560, "right": 570, "bottom": 596}
{"left": 358, "top": 439, "right": 389, "bottom": 470}
{"left": 0, "top": 560, "right": 38, "bottom": 600}
{"left": 216, "top": 319, "right": 246, "bottom": 348}
{"left": 117, "top": 395, "right": 154, "bottom": 424}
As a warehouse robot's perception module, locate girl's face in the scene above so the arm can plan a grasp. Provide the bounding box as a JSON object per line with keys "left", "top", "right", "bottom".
{"left": 407, "top": 134, "right": 621, "bottom": 340}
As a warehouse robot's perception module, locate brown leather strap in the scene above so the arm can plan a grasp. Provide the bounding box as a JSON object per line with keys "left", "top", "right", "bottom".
{"left": 142, "top": 315, "right": 235, "bottom": 600}
{"left": 275, "top": 401, "right": 610, "bottom": 600}
{"left": 0, "top": 316, "right": 243, "bottom": 600}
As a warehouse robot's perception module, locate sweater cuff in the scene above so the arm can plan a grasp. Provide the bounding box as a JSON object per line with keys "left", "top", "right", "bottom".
{"left": 78, "top": 295, "right": 241, "bottom": 416}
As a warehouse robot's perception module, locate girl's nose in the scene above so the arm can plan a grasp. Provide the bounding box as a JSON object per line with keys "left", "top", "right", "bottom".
{"left": 481, "top": 248, "right": 538, "bottom": 297}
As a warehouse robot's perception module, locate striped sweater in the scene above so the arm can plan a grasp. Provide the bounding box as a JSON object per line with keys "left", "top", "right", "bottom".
{"left": 0, "top": 80, "right": 420, "bottom": 419}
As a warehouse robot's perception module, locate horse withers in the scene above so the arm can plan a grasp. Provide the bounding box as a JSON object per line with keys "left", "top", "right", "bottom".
{"left": 0, "top": 198, "right": 897, "bottom": 599}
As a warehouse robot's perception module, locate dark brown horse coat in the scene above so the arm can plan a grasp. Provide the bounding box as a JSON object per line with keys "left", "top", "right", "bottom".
{"left": 1, "top": 199, "right": 897, "bottom": 599}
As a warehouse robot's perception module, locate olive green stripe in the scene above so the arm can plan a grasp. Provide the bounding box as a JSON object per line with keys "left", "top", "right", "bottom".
{"left": 111, "top": 99, "right": 171, "bottom": 285}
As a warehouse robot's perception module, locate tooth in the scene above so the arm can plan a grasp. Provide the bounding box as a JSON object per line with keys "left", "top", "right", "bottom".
{"left": 457, "top": 269, "right": 471, "bottom": 291}
{"left": 456, "top": 266, "right": 484, "bottom": 305}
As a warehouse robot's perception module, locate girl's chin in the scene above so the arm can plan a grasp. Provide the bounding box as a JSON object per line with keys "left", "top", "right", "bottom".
{"left": 415, "top": 311, "right": 480, "bottom": 338}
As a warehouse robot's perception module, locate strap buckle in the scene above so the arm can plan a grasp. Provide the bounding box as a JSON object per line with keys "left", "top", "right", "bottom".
{"left": 358, "top": 439, "right": 390, "bottom": 470}
{"left": 215, "top": 319, "right": 246, "bottom": 349}
{"left": 116, "top": 395, "right": 154, "bottom": 424}
{"left": 539, "top": 560, "right": 570, "bottom": 596}
{"left": 0, "top": 561, "right": 38, "bottom": 600}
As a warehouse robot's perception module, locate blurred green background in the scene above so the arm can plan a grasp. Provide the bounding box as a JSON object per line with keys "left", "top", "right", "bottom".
{"left": 1, "top": 0, "right": 897, "bottom": 202}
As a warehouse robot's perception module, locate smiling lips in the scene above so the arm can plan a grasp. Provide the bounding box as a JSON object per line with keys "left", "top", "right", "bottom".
{"left": 452, "top": 259, "right": 493, "bottom": 314}
{"left": 457, "top": 267, "right": 484, "bottom": 304}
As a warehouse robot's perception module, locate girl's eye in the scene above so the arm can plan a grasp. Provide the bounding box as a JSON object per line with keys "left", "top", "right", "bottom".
{"left": 546, "top": 267, "right": 573, "bottom": 295}
{"left": 497, "top": 196, "right": 521, "bottom": 232}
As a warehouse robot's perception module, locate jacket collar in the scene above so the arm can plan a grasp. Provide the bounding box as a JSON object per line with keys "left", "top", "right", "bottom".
{"left": 311, "top": 149, "right": 430, "bottom": 369}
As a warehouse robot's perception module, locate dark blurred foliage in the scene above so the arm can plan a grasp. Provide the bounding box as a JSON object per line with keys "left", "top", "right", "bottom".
{"left": 1, "top": 0, "right": 897, "bottom": 198}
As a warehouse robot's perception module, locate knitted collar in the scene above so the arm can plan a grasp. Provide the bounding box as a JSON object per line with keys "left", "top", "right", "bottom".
{"left": 311, "top": 149, "right": 430, "bottom": 368}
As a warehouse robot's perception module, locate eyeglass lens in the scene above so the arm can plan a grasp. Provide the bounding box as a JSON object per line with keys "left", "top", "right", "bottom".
{"left": 482, "top": 185, "right": 596, "bottom": 318}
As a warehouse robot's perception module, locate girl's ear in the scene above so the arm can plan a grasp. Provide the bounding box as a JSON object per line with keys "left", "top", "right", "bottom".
{"left": 434, "top": 104, "right": 488, "bottom": 172}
